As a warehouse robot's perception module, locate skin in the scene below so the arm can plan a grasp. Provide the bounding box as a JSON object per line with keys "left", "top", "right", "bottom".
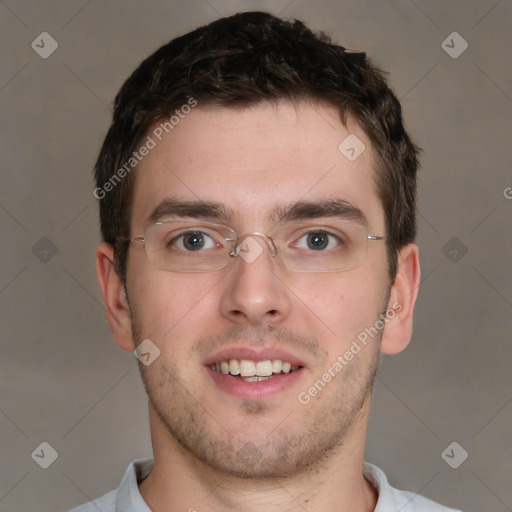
{"left": 96, "top": 100, "right": 421, "bottom": 512}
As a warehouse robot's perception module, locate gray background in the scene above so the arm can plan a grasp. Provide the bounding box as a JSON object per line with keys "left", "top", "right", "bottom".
{"left": 1, "top": 1, "right": 511, "bottom": 511}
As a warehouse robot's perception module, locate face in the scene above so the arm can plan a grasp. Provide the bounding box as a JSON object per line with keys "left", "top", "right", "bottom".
{"left": 125, "top": 101, "right": 392, "bottom": 479}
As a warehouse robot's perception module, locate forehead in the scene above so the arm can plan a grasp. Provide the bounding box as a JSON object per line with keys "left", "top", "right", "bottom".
{"left": 131, "top": 100, "right": 383, "bottom": 231}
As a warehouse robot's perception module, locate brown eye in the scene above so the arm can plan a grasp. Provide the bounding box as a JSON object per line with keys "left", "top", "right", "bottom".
{"left": 172, "top": 231, "right": 217, "bottom": 251}
{"left": 294, "top": 230, "right": 340, "bottom": 251}
{"left": 306, "top": 231, "right": 329, "bottom": 250}
{"left": 183, "top": 232, "right": 206, "bottom": 250}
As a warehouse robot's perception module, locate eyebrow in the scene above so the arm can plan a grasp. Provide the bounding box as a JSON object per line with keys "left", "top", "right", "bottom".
{"left": 147, "top": 197, "right": 368, "bottom": 227}
{"left": 272, "top": 198, "right": 368, "bottom": 226}
{"left": 148, "top": 199, "right": 232, "bottom": 224}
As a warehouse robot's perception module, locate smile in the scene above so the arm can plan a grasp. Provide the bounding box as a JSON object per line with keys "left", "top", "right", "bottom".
{"left": 209, "top": 358, "right": 301, "bottom": 381}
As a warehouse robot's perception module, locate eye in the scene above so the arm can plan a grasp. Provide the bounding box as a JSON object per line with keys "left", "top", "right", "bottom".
{"left": 171, "top": 231, "right": 219, "bottom": 251}
{"left": 294, "top": 230, "right": 341, "bottom": 251}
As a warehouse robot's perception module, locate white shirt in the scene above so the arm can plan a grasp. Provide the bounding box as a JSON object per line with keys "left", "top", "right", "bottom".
{"left": 69, "top": 459, "right": 462, "bottom": 512}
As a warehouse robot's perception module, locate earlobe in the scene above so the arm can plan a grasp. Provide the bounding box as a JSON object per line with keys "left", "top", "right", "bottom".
{"left": 380, "top": 244, "right": 421, "bottom": 355}
{"left": 95, "top": 242, "right": 135, "bottom": 352}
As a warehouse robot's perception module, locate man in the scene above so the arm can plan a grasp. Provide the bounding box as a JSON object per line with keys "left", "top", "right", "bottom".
{"left": 74, "top": 11, "right": 461, "bottom": 512}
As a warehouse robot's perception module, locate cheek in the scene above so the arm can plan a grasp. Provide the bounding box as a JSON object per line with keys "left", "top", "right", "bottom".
{"left": 290, "top": 273, "right": 386, "bottom": 348}
{"left": 128, "top": 270, "right": 220, "bottom": 340}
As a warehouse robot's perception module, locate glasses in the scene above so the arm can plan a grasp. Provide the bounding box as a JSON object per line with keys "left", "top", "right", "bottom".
{"left": 121, "top": 219, "right": 386, "bottom": 273}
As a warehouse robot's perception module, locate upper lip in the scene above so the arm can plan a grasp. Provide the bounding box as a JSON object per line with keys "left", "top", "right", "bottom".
{"left": 204, "top": 347, "right": 306, "bottom": 368}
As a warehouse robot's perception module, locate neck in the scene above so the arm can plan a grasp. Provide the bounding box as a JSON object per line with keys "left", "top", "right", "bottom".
{"left": 139, "top": 402, "right": 378, "bottom": 512}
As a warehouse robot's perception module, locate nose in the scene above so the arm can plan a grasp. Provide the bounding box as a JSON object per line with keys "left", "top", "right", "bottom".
{"left": 219, "top": 235, "right": 292, "bottom": 327}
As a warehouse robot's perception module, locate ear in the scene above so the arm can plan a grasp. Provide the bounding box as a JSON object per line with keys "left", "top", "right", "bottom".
{"left": 95, "top": 242, "right": 135, "bottom": 352}
{"left": 380, "top": 243, "right": 421, "bottom": 355}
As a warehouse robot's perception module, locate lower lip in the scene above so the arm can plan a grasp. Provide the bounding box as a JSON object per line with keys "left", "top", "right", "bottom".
{"left": 206, "top": 367, "right": 305, "bottom": 400}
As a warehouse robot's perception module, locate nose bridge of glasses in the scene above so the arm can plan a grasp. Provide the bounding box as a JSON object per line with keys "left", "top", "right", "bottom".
{"left": 231, "top": 231, "right": 278, "bottom": 258}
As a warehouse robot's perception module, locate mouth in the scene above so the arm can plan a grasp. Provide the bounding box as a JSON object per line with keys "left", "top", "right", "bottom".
{"left": 209, "top": 358, "right": 302, "bottom": 382}
{"left": 204, "top": 349, "right": 306, "bottom": 400}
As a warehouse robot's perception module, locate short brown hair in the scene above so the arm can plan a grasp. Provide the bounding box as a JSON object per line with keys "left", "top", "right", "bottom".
{"left": 94, "top": 11, "right": 420, "bottom": 282}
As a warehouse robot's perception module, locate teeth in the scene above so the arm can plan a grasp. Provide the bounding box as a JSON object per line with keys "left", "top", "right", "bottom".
{"left": 272, "top": 359, "right": 283, "bottom": 373}
{"left": 243, "top": 376, "right": 272, "bottom": 382}
{"left": 240, "top": 359, "right": 256, "bottom": 377}
{"left": 229, "top": 359, "right": 240, "bottom": 375}
{"left": 256, "top": 360, "right": 273, "bottom": 377}
{"left": 210, "top": 358, "right": 300, "bottom": 377}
